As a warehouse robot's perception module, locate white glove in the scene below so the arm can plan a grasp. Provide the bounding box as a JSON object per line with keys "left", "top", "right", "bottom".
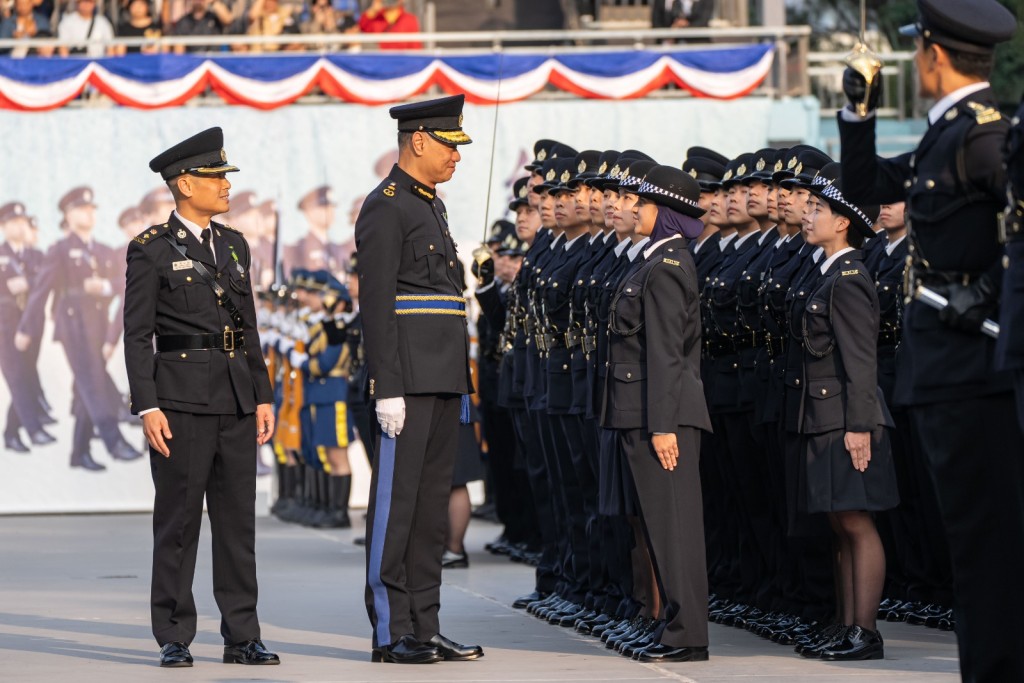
{"left": 279, "top": 337, "right": 295, "bottom": 355}
{"left": 375, "top": 397, "right": 406, "bottom": 439}
{"left": 289, "top": 350, "right": 308, "bottom": 368}
{"left": 263, "top": 329, "right": 279, "bottom": 346}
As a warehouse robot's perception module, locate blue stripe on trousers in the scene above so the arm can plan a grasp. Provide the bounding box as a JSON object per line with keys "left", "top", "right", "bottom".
{"left": 367, "top": 434, "right": 397, "bottom": 646}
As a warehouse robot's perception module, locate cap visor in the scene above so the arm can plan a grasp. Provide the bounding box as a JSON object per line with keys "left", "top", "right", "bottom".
{"left": 193, "top": 165, "right": 240, "bottom": 174}
{"left": 429, "top": 130, "right": 472, "bottom": 145}
{"left": 898, "top": 23, "right": 921, "bottom": 38}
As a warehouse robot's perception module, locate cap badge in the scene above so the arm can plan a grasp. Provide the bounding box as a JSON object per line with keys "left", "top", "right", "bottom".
{"left": 176, "top": 228, "right": 187, "bottom": 239}
{"left": 519, "top": 185, "right": 528, "bottom": 198}
{"left": 610, "top": 164, "right": 621, "bottom": 177}
{"left": 756, "top": 158, "right": 766, "bottom": 171}
{"left": 220, "top": 149, "right": 227, "bottom": 162}
{"left": 537, "top": 148, "right": 547, "bottom": 161}
{"left": 787, "top": 157, "right": 797, "bottom": 169}
{"left": 723, "top": 169, "right": 733, "bottom": 181}
{"left": 560, "top": 170, "right": 571, "bottom": 183}
{"left": 578, "top": 160, "right": 587, "bottom": 174}
{"left": 689, "top": 169, "right": 698, "bottom": 178}
{"left": 458, "top": 113, "right": 464, "bottom": 127}
{"left": 598, "top": 162, "right": 608, "bottom": 174}
{"left": 546, "top": 169, "right": 556, "bottom": 181}
{"left": 84, "top": 190, "right": 92, "bottom": 203}
{"left": 774, "top": 160, "right": 784, "bottom": 172}
{"left": 737, "top": 164, "right": 747, "bottom": 176}
{"left": 794, "top": 162, "right": 803, "bottom": 175}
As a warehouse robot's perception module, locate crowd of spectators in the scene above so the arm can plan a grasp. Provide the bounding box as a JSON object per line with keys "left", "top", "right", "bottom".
{"left": 0, "top": 0, "right": 422, "bottom": 56}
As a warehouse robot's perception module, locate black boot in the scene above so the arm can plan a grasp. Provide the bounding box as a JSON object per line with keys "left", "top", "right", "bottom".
{"left": 304, "top": 469, "right": 330, "bottom": 527}
{"left": 271, "top": 461, "right": 290, "bottom": 518}
{"left": 316, "top": 475, "right": 352, "bottom": 528}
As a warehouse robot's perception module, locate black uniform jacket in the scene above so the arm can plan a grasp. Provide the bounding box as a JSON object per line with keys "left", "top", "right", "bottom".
{"left": 601, "top": 237, "right": 711, "bottom": 434}
{"left": 799, "top": 251, "right": 893, "bottom": 435}
{"left": 0, "top": 243, "right": 42, "bottom": 332}
{"left": 997, "top": 99, "right": 1024, "bottom": 372}
{"left": 838, "top": 87, "right": 1010, "bottom": 403}
{"left": 122, "top": 214, "right": 273, "bottom": 415}
{"left": 354, "top": 164, "right": 472, "bottom": 400}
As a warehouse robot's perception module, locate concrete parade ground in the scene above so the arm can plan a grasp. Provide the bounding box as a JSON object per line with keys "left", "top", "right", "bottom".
{"left": 0, "top": 513, "right": 961, "bottom": 683}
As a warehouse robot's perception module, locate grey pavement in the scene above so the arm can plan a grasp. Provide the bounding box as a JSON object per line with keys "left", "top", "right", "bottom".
{"left": 0, "top": 513, "right": 961, "bottom": 682}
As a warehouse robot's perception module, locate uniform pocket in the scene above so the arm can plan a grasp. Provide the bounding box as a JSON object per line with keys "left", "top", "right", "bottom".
{"left": 411, "top": 237, "right": 446, "bottom": 285}
{"left": 154, "top": 350, "right": 211, "bottom": 405}
{"left": 802, "top": 377, "right": 845, "bottom": 433}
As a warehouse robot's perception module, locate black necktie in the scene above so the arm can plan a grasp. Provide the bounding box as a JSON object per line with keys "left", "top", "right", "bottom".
{"left": 201, "top": 228, "right": 213, "bottom": 261}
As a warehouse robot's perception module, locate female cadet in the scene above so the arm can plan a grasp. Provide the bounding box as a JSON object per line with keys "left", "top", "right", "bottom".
{"left": 601, "top": 164, "right": 712, "bottom": 664}
{"left": 795, "top": 174, "right": 898, "bottom": 661}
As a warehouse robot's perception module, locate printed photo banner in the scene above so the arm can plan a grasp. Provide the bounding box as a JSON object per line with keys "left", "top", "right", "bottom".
{"left": 0, "top": 44, "right": 775, "bottom": 111}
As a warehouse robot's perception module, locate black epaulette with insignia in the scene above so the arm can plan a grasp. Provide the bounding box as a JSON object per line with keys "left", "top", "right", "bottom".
{"left": 214, "top": 220, "right": 241, "bottom": 235}
{"left": 382, "top": 181, "right": 397, "bottom": 198}
{"left": 133, "top": 223, "right": 169, "bottom": 246}
{"left": 842, "top": 269, "right": 860, "bottom": 276}
{"left": 662, "top": 257, "right": 682, "bottom": 267}
{"left": 966, "top": 101, "right": 1002, "bottom": 125}
{"left": 411, "top": 183, "right": 435, "bottom": 201}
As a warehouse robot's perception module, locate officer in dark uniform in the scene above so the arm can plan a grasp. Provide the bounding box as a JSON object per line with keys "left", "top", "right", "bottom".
{"left": 838, "top": 1, "right": 1024, "bottom": 679}
{"left": 999, "top": 101, "right": 1024, "bottom": 430}
{"left": 355, "top": 94, "right": 483, "bottom": 665}
{"left": 124, "top": 127, "right": 279, "bottom": 668}
{"left": 15, "top": 187, "right": 141, "bottom": 471}
{"left": 1, "top": 202, "right": 56, "bottom": 453}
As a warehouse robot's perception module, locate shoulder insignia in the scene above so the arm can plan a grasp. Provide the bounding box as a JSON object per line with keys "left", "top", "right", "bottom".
{"left": 944, "top": 108, "right": 958, "bottom": 121}
{"left": 133, "top": 224, "right": 168, "bottom": 246}
{"left": 383, "top": 182, "right": 396, "bottom": 198}
{"left": 663, "top": 257, "right": 682, "bottom": 267}
{"left": 841, "top": 269, "right": 860, "bottom": 276}
{"left": 215, "top": 221, "right": 241, "bottom": 235}
{"left": 966, "top": 101, "right": 1002, "bottom": 125}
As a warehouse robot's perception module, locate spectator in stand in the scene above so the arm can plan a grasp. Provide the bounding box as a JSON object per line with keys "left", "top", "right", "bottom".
{"left": 172, "top": 0, "right": 232, "bottom": 52}
{"left": 57, "top": 0, "right": 116, "bottom": 57}
{"left": 358, "top": 0, "right": 421, "bottom": 50}
{"left": 116, "top": 0, "right": 162, "bottom": 54}
{"left": 0, "top": 0, "right": 51, "bottom": 57}
{"left": 651, "top": 0, "right": 714, "bottom": 28}
{"left": 246, "top": 0, "right": 298, "bottom": 51}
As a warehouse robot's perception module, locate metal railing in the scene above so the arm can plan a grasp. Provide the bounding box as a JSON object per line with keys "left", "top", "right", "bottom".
{"left": 807, "top": 50, "right": 919, "bottom": 120}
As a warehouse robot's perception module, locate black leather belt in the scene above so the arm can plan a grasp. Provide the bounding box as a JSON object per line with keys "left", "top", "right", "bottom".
{"left": 917, "top": 270, "right": 982, "bottom": 287}
{"left": 156, "top": 329, "right": 246, "bottom": 352}
{"left": 732, "top": 330, "right": 763, "bottom": 351}
{"left": 877, "top": 326, "right": 900, "bottom": 348}
{"left": 704, "top": 335, "right": 734, "bottom": 359}
{"left": 765, "top": 335, "right": 785, "bottom": 358}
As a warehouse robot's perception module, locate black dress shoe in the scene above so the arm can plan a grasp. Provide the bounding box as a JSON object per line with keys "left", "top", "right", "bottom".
{"left": 425, "top": 633, "right": 484, "bottom": 661}
{"left": 38, "top": 412, "right": 57, "bottom": 426}
{"left": 71, "top": 451, "right": 105, "bottom": 471}
{"left": 159, "top": 642, "right": 193, "bottom": 667}
{"left": 512, "top": 591, "right": 547, "bottom": 609}
{"left": 223, "top": 638, "right": 280, "bottom": 665}
{"left": 924, "top": 607, "right": 954, "bottom": 629}
{"left": 819, "top": 625, "right": 884, "bottom": 661}
{"left": 371, "top": 634, "right": 442, "bottom": 664}
{"left": 906, "top": 603, "right": 945, "bottom": 626}
{"left": 110, "top": 441, "right": 142, "bottom": 461}
{"left": 354, "top": 536, "right": 366, "bottom": 546}
{"left": 636, "top": 644, "right": 709, "bottom": 663}
{"left": 441, "top": 549, "right": 469, "bottom": 568}
{"left": 5, "top": 434, "right": 29, "bottom": 453}
{"left": 28, "top": 429, "right": 57, "bottom": 445}
{"left": 798, "top": 624, "right": 849, "bottom": 658}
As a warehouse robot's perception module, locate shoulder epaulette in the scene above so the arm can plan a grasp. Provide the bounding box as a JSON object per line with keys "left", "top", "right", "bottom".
{"left": 662, "top": 256, "right": 682, "bottom": 267}
{"left": 133, "top": 223, "right": 169, "bottom": 246}
{"left": 966, "top": 101, "right": 1002, "bottom": 125}
{"left": 213, "top": 220, "right": 241, "bottom": 235}
{"left": 382, "top": 181, "right": 397, "bottom": 198}
{"left": 841, "top": 269, "right": 860, "bottom": 277}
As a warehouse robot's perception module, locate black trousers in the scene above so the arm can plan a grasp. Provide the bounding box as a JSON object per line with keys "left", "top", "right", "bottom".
{"left": 481, "top": 402, "right": 537, "bottom": 544}
{"left": 364, "top": 395, "right": 459, "bottom": 647}
{"left": 150, "top": 409, "right": 259, "bottom": 647}
{"left": 622, "top": 427, "right": 709, "bottom": 648}
{"left": 0, "top": 331, "right": 43, "bottom": 437}
{"left": 511, "top": 407, "right": 559, "bottom": 594}
{"left": 911, "top": 394, "right": 1024, "bottom": 683}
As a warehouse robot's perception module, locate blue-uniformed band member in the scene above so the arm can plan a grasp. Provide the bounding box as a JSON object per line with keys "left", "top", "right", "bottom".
{"left": 123, "top": 127, "right": 279, "bottom": 668}
{"left": 1, "top": 202, "right": 56, "bottom": 454}
{"left": 838, "top": 0, "right": 1024, "bottom": 680}
{"left": 355, "top": 94, "right": 483, "bottom": 665}
{"left": 15, "top": 187, "right": 141, "bottom": 471}
{"left": 603, "top": 164, "right": 712, "bottom": 662}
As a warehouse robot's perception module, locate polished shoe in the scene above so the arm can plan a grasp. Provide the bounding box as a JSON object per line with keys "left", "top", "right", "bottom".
{"left": 70, "top": 451, "right": 106, "bottom": 471}
{"left": 353, "top": 536, "right": 366, "bottom": 546}
{"left": 906, "top": 603, "right": 946, "bottom": 627}
{"left": 372, "top": 634, "right": 441, "bottom": 664}
{"left": 425, "top": 633, "right": 484, "bottom": 661}
{"left": 28, "top": 429, "right": 57, "bottom": 446}
{"left": 223, "top": 638, "right": 280, "bottom": 665}
{"left": 799, "top": 625, "right": 850, "bottom": 658}
{"left": 441, "top": 549, "right": 469, "bottom": 569}
{"left": 636, "top": 644, "right": 709, "bottom": 663}
{"left": 159, "top": 641, "right": 193, "bottom": 667}
{"left": 526, "top": 594, "right": 558, "bottom": 615}
{"left": 876, "top": 597, "right": 902, "bottom": 619}
{"left": 819, "top": 625, "right": 883, "bottom": 661}
{"left": 110, "top": 441, "right": 143, "bottom": 461}
{"left": 577, "top": 613, "right": 611, "bottom": 635}
{"left": 924, "top": 608, "right": 954, "bottom": 629}
{"left": 734, "top": 607, "right": 765, "bottom": 628}
{"left": 512, "top": 591, "right": 548, "bottom": 609}
{"left": 558, "top": 607, "right": 593, "bottom": 628}
{"left": 592, "top": 616, "right": 626, "bottom": 638}
{"left": 887, "top": 600, "right": 919, "bottom": 622}
{"left": 4, "top": 434, "right": 29, "bottom": 453}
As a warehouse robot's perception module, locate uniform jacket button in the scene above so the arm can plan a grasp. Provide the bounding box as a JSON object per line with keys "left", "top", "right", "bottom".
{"left": 795, "top": 378, "right": 801, "bottom": 385}
{"left": 429, "top": 244, "right": 435, "bottom": 251}
{"left": 626, "top": 372, "right": 632, "bottom": 378}
{"left": 820, "top": 388, "right": 828, "bottom": 395}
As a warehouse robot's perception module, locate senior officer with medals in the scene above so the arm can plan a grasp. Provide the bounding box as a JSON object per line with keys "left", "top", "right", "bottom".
{"left": 123, "top": 128, "right": 279, "bottom": 668}
{"left": 837, "top": 1, "right": 1024, "bottom": 680}
{"left": 355, "top": 94, "right": 483, "bottom": 665}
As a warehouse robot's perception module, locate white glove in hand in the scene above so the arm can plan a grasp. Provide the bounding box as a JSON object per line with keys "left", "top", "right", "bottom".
{"left": 375, "top": 397, "right": 406, "bottom": 439}
{"left": 289, "top": 350, "right": 308, "bottom": 368}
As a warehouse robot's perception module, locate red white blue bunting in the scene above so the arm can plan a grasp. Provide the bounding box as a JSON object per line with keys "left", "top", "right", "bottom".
{"left": 0, "top": 45, "right": 774, "bottom": 111}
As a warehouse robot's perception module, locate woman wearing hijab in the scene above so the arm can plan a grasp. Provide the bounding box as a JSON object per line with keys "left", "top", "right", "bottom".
{"left": 794, "top": 173, "right": 898, "bottom": 661}
{"left": 601, "top": 164, "right": 712, "bottom": 663}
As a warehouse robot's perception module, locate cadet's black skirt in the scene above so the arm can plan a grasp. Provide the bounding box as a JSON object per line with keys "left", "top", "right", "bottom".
{"left": 799, "top": 428, "right": 900, "bottom": 513}
{"left": 452, "top": 422, "right": 485, "bottom": 487}
{"left": 598, "top": 428, "right": 639, "bottom": 517}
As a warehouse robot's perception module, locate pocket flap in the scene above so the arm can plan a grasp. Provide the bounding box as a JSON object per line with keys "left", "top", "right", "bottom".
{"left": 159, "top": 350, "right": 211, "bottom": 364}
{"left": 807, "top": 377, "right": 842, "bottom": 399}
{"left": 166, "top": 269, "right": 200, "bottom": 290}
{"left": 412, "top": 237, "right": 442, "bottom": 259}
{"left": 612, "top": 362, "right": 644, "bottom": 383}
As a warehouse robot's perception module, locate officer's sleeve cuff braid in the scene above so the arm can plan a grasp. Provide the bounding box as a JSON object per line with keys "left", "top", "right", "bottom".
{"left": 839, "top": 106, "right": 876, "bottom": 123}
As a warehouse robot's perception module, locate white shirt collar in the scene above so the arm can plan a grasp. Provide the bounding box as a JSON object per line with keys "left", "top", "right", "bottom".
{"left": 174, "top": 210, "right": 209, "bottom": 241}
{"left": 613, "top": 237, "right": 631, "bottom": 257}
{"left": 563, "top": 233, "right": 585, "bottom": 251}
{"left": 718, "top": 232, "right": 737, "bottom": 251}
{"left": 757, "top": 226, "right": 777, "bottom": 245}
{"left": 643, "top": 234, "right": 682, "bottom": 260}
{"left": 928, "top": 82, "right": 990, "bottom": 125}
{"left": 773, "top": 236, "right": 786, "bottom": 249}
{"left": 812, "top": 246, "right": 824, "bottom": 263}
{"left": 732, "top": 230, "right": 757, "bottom": 249}
{"left": 819, "top": 246, "right": 855, "bottom": 275}
{"left": 602, "top": 229, "right": 616, "bottom": 243}
{"left": 548, "top": 232, "right": 564, "bottom": 250}
{"left": 627, "top": 237, "right": 650, "bottom": 262}
{"left": 885, "top": 234, "right": 907, "bottom": 256}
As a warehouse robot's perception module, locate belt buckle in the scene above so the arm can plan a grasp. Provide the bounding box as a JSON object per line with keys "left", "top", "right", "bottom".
{"left": 223, "top": 329, "right": 235, "bottom": 352}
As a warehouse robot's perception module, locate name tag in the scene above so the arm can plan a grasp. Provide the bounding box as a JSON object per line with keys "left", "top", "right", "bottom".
{"left": 173, "top": 259, "right": 193, "bottom": 271}
{"left": 69, "top": 249, "right": 82, "bottom": 259}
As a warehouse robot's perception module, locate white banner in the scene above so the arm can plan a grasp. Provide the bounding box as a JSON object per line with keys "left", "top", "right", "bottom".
{"left": 0, "top": 96, "right": 818, "bottom": 514}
